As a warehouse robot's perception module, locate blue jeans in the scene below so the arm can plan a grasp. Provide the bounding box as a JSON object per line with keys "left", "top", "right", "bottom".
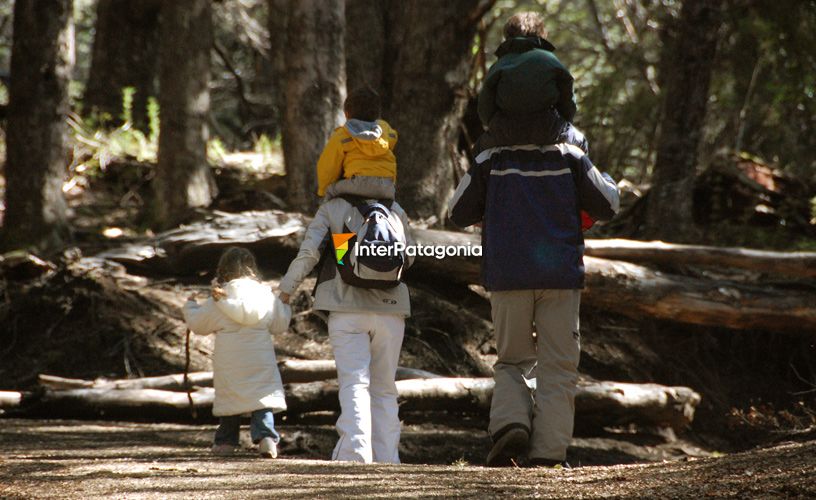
{"left": 213, "top": 409, "right": 279, "bottom": 446}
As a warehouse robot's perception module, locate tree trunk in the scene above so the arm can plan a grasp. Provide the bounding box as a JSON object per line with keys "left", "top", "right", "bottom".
{"left": 344, "top": 0, "right": 386, "bottom": 93}
{"left": 84, "top": 0, "right": 161, "bottom": 131}
{"left": 153, "top": 0, "right": 217, "bottom": 229}
{"left": 344, "top": 1, "right": 490, "bottom": 221}
{"left": 643, "top": 0, "right": 722, "bottom": 241}
{"left": 2, "top": 0, "right": 73, "bottom": 253}
{"left": 264, "top": 0, "right": 289, "bottom": 137}
{"left": 281, "top": 0, "right": 345, "bottom": 213}
{"left": 386, "top": 1, "right": 485, "bottom": 221}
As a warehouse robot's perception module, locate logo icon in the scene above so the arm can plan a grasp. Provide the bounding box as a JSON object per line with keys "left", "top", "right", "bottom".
{"left": 332, "top": 233, "right": 355, "bottom": 265}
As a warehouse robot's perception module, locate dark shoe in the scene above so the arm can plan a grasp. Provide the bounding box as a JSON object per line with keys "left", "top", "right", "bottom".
{"left": 528, "top": 457, "right": 571, "bottom": 469}
{"left": 211, "top": 444, "right": 236, "bottom": 456}
{"left": 486, "top": 425, "right": 530, "bottom": 467}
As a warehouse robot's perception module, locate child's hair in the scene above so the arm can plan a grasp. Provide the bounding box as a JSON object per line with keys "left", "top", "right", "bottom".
{"left": 216, "top": 247, "right": 260, "bottom": 284}
{"left": 503, "top": 12, "right": 548, "bottom": 39}
{"left": 344, "top": 86, "right": 381, "bottom": 122}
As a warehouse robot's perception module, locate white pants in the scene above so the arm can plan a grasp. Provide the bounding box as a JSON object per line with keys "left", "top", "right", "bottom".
{"left": 328, "top": 311, "right": 405, "bottom": 463}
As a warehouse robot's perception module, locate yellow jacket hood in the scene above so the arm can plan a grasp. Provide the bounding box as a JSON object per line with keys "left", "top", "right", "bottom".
{"left": 344, "top": 119, "right": 396, "bottom": 157}
{"left": 316, "top": 119, "right": 398, "bottom": 196}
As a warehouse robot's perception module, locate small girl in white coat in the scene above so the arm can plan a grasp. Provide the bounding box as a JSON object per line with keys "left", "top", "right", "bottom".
{"left": 183, "top": 247, "right": 291, "bottom": 458}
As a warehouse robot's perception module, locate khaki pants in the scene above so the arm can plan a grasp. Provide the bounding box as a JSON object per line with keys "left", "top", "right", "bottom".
{"left": 489, "top": 289, "right": 581, "bottom": 461}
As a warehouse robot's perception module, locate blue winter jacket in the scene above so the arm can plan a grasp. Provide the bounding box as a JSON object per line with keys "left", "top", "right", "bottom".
{"left": 448, "top": 144, "right": 619, "bottom": 291}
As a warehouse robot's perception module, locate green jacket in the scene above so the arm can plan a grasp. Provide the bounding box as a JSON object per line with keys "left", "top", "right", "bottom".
{"left": 478, "top": 36, "right": 576, "bottom": 126}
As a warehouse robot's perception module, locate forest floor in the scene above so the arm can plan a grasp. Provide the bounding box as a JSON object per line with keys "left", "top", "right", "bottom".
{"left": 1, "top": 419, "right": 815, "bottom": 499}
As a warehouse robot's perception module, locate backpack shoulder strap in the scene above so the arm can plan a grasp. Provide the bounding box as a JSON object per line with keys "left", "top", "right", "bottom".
{"left": 339, "top": 194, "right": 394, "bottom": 215}
{"left": 311, "top": 229, "right": 333, "bottom": 297}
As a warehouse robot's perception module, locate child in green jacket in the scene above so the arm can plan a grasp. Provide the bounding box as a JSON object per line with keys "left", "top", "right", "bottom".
{"left": 476, "top": 12, "right": 587, "bottom": 155}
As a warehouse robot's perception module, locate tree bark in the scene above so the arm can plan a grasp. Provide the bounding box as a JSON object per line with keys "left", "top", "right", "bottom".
{"left": 84, "top": 0, "right": 161, "bottom": 131}
{"left": 386, "top": 1, "right": 486, "bottom": 221}
{"left": 344, "top": 0, "right": 386, "bottom": 93}
{"left": 582, "top": 256, "right": 816, "bottom": 333}
{"left": 264, "top": 0, "right": 289, "bottom": 136}
{"left": 281, "top": 0, "right": 345, "bottom": 213}
{"left": 344, "top": 1, "right": 491, "bottom": 221}
{"left": 1, "top": 0, "right": 72, "bottom": 252}
{"left": 643, "top": 0, "right": 722, "bottom": 241}
{"left": 153, "top": 0, "right": 217, "bottom": 229}
{"left": 584, "top": 239, "right": 816, "bottom": 279}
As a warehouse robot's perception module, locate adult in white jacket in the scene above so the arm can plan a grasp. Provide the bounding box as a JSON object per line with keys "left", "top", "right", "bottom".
{"left": 279, "top": 178, "right": 413, "bottom": 464}
{"left": 183, "top": 248, "right": 291, "bottom": 458}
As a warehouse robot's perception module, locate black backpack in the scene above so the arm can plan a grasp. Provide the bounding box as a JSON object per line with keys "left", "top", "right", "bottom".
{"left": 316, "top": 196, "right": 407, "bottom": 290}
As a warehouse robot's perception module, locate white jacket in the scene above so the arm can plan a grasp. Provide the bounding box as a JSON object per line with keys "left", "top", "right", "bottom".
{"left": 182, "top": 278, "right": 291, "bottom": 416}
{"left": 279, "top": 178, "right": 413, "bottom": 317}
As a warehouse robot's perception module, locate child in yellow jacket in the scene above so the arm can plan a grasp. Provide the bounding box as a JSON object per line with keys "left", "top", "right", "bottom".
{"left": 317, "top": 87, "right": 398, "bottom": 201}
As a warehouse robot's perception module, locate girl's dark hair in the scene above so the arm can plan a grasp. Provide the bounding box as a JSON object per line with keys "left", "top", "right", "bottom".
{"left": 344, "top": 86, "right": 381, "bottom": 122}
{"left": 216, "top": 247, "right": 260, "bottom": 283}
{"left": 503, "top": 12, "right": 548, "bottom": 39}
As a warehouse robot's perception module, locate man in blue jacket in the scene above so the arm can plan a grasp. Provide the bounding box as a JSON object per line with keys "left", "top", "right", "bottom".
{"left": 449, "top": 141, "right": 619, "bottom": 467}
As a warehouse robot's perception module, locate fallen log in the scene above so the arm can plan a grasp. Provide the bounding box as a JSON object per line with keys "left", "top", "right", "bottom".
{"left": 11, "top": 378, "right": 699, "bottom": 431}
{"left": 38, "top": 372, "right": 214, "bottom": 391}
{"left": 96, "top": 210, "right": 308, "bottom": 275}
{"left": 0, "top": 391, "right": 22, "bottom": 409}
{"left": 582, "top": 256, "right": 816, "bottom": 333}
{"left": 96, "top": 210, "right": 816, "bottom": 333}
{"left": 287, "top": 378, "right": 700, "bottom": 431}
{"left": 584, "top": 239, "right": 816, "bottom": 279}
{"left": 278, "top": 359, "right": 336, "bottom": 383}
{"left": 575, "top": 379, "right": 701, "bottom": 431}
{"left": 36, "top": 363, "right": 443, "bottom": 392}
{"left": 17, "top": 388, "right": 215, "bottom": 420}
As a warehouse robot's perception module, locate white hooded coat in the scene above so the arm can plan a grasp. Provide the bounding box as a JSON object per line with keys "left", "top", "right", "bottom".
{"left": 182, "top": 278, "right": 290, "bottom": 416}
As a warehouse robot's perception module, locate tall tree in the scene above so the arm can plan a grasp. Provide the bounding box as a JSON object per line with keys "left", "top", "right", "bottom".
{"left": 346, "top": 1, "right": 492, "bottom": 221}
{"left": 281, "top": 0, "right": 345, "bottom": 213}
{"left": 84, "top": 0, "right": 160, "bottom": 131}
{"left": 2, "top": 0, "right": 73, "bottom": 252}
{"left": 265, "top": 0, "right": 289, "bottom": 138}
{"left": 345, "top": 0, "right": 385, "bottom": 93}
{"left": 153, "top": 0, "right": 217, "bottom": 229}
{"left": 643, "top": 0, "right": 722, "bottom": 241}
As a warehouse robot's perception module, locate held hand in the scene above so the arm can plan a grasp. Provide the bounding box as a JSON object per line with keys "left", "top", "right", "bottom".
{"left": 211, "top": 286, "right": 227, "bottom": 301}
{"left": 279, "top": 292, "right": 291, "bottom": 305}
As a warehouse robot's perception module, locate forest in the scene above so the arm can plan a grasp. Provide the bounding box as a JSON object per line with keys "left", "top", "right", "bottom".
{"left": 0, "top": 0, "right": 815, "bottom": 498}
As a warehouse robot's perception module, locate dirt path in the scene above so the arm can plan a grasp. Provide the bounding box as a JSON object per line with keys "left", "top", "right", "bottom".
{"left": 0, "top": 420, "right": 813, "bottom": 499}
